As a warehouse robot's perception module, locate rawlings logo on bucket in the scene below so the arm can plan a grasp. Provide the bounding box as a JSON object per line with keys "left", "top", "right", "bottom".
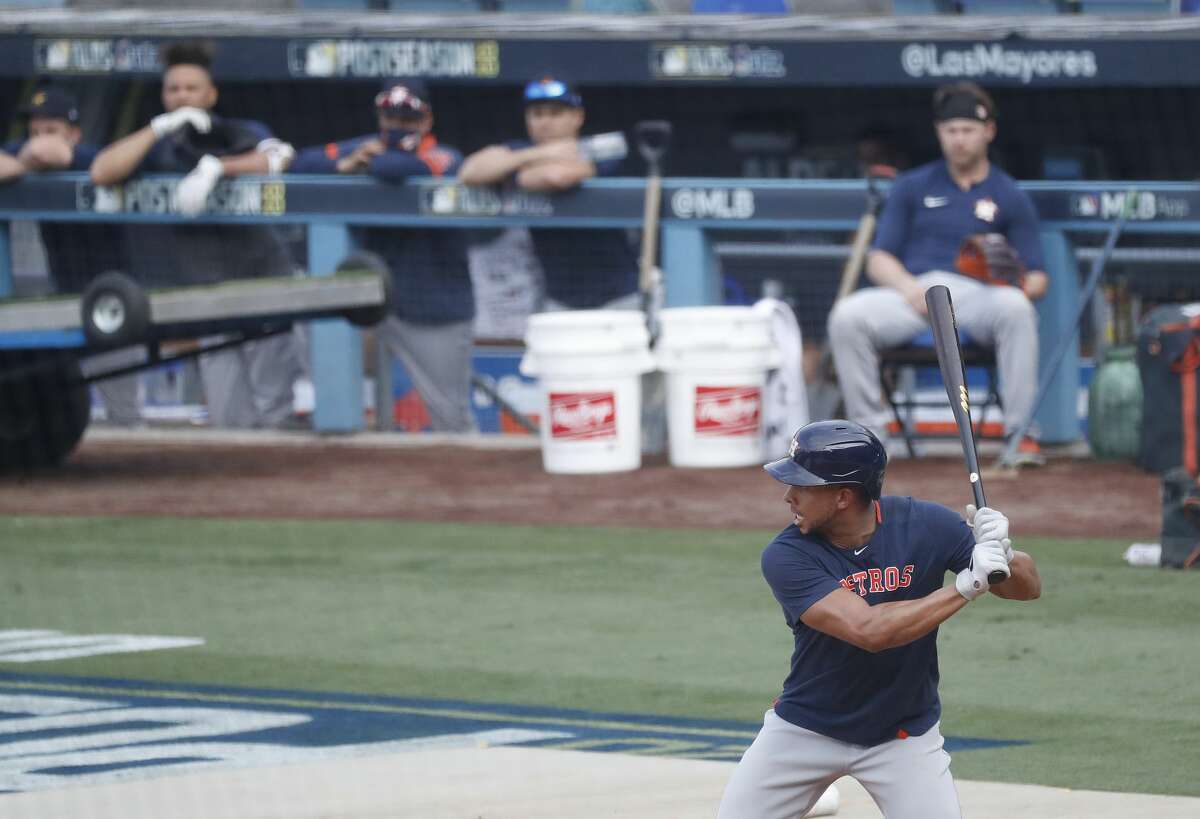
{"left": 694, "top": 386, "right": 761, "bottom": 437}
{"left": 549, "top": 392, "right": 617, "bottom": 440}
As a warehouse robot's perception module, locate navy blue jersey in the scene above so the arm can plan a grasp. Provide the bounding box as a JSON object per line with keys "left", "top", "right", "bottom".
{"left": 138, "top": 117, "right": 270, "bottom": 175}
{"left": 2, "top": 140, "right": 123, "bottom": 293}
{"left": 505, "top": 139, "right": 637, "bottom": 309}
{"left": 760, "top": 495, "right": 974, "bottom": 747}
{"left": 124, "top": 117, "right": 294, "bottom": 287}
{"left": 291, "top": 133, "right": 473, "bottom": 325}
{"left": 872, "top": 160, "right": 1044, "bottom": 277}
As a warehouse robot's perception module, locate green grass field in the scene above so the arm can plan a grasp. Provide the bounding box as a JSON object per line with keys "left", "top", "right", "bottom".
{"left": 1, "top": 515, "right": 1196, "bottom": 797}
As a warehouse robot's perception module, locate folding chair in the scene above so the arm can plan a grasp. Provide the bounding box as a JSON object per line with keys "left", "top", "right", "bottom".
{"left": 879, "top": 329, "right": 1003, "bottom": 457}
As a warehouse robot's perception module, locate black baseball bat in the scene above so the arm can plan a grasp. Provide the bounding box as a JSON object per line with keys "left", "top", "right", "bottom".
{"left": 926, "top": 284, "right": 1008, "bottom": 585}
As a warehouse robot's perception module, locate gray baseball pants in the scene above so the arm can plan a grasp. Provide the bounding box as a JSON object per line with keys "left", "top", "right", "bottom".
{"left": 199, "top": 333, "right": 302, "bottom": 429}
{"left": 376, "top": 315, "right": 477, "bottom": 433}
{"left": 718, "top": 710, "right": 961, "bottom": 819}
{"left": 827, "top": 271, "right": 1038, "bottom": 441}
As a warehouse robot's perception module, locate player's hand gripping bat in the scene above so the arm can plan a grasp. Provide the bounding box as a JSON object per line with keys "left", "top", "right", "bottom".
{"left": 926, "top": 284, "right": 1009, "bottom": 585}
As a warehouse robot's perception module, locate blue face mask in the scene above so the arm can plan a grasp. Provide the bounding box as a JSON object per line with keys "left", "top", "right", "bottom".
{"left": 381, "top": 128, "right": 419, "bottom": 152}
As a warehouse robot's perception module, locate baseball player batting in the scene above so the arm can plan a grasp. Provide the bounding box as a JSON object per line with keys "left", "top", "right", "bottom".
{"left": 717, "top": 420, "right": 1042, "bottom": 819}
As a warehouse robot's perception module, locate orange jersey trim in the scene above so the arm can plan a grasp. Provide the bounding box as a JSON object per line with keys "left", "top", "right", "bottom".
{"left": 416, "top": 133, "right": 453, "bottom": 177}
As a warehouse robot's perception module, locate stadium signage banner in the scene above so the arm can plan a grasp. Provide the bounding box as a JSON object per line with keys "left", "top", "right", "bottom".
{"left": 419, "top": 183, "right": 554, "bottom": 217}
{"left": 670, "top": 187, "right": 756, "bottom": 220}
{"left": 3, "top": 175, "right": 1198, "bottom": 229}
{"left": 0, "top": 34, "right": 1197, "bottom": 86}
{"left": 286, "top": 39, "right": 500, "bottom": 79}
{"left": 899, "top": 43, "right": 1098, "bottom": 85}
{"left": 75, "top": 180, "right": 287, "bottom": 217}
{"left": 650, "top": 43, "right": 786, "bottom": 80}
{"left": 1068, "top": 190, "right": 1191, "bottom": 221}
{"left": 34, "top": 38, "right": 162, "bottom": 74}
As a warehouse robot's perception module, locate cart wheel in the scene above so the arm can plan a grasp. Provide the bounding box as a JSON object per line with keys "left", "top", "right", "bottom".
{"left": 0, "top": 349, "right": 91, "bottom": 471}
{"left": 336, "top": 251, "right": 392, "bottom": 328}
{"left": 81, "top": 271, "right": 150, "bottom": 348}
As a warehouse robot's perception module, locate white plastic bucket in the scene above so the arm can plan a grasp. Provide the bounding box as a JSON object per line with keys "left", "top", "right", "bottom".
{"left": 655, "top": 305, "right": 780, "bottom": 468}
{"left": 520, "top": 310, "right": 655, "bottom": 474}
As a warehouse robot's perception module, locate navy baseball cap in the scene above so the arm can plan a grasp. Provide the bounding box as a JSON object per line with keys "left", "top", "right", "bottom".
{"left": 375, "top": 80, "right": 429, "bottom": 115}
{"left": 524, "top": 76, "right": 581, "bottom": 108}
{"left": 21, "top": 87, "right": 79, "bottom": 123}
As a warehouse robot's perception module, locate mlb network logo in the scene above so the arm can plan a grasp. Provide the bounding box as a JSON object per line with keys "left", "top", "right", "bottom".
{"left": 549, "top": 392, "right": 616, "bottom": 440}
{"left": 694, "top": 386, "right": 761, "bottom": 437}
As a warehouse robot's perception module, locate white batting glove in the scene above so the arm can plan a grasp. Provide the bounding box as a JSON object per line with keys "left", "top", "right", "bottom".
{"left": 965, "top": 504, "right": 1013, "bottom": 560}
{"left": 955, "top": 539, "right": 1010, "bottom": 601}
{"left": 151, "top": 107, "right": 212, "bottom": 139}
{"left": 256, "top": 138, "right": 295, "bottom": 175}
{"left": 174, "top": 154, "right": 223, "bottom": 217}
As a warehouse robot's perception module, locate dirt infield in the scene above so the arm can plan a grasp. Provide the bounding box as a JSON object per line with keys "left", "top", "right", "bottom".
{"left": 0, "top": 429, "right": 1161, "bottom": 541}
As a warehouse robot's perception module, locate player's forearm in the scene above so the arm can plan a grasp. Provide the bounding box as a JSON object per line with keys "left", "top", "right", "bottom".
{"left": 807, "top": 586, "right": 970, "bottom": 653}
{"left": 218, "top": 151, "right": 269, "bottom": 178}
{"left": 988, "top": 551, "right": 1041, "bottom": 600}
{"left": 515, "top": 158, "right": 594, "bottom": 192}
{"left": 19, "top": 138, "right": 73, "bottom": 170}
{"left": 90, "top": 127, "right": 156, "bottom": 185}
{"left": 0, "top": 152, "right": 25, "bottom": 182}
{"left": 866, "top": 249, "right": 922, "bottom": 296}
{"left": 858, "top": 586, "right": 969, "bottom": 652}
{"left": 458, "top": 146, "right": 524, "bottom": 186}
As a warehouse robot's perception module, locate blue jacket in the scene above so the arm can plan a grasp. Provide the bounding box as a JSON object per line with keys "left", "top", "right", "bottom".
{"left": 3, "top": 140, "right": 125, "bottom": 294}
{"left": 505, "top": 139, "right": 637, "bottom": 309}
{"left": 290, "top": 134, "right": 473, "bottom": 325}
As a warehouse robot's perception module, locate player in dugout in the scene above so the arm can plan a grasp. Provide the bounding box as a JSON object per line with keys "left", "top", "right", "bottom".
{"left": 289, "top": 79, "right": 477, "bottom": 433}
{"left": 1, "top": 85, "right": 142, "bottom": 426}
{"left": 827, "top": 82, "right": 1048, "bottom": 465}
{"left": 89, "top": 40, "right": 302, "bottom": 430}
{"left": 458, "top": 74, "right": 639, "bottom": 312}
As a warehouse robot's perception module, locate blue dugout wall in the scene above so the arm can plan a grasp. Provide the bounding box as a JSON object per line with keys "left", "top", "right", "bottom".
{"left": 1, "top": 174, "right": 1198, "bottom": 441}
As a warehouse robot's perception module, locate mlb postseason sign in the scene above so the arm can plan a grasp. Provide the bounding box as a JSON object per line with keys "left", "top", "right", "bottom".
{"left": 75, "top": 179, "right": 287, "bottom": 217}
{"left": 287, "top": 39, "right": 500, "bottom": 79}
{"left": 0, "top": 32, "right": 1197, "bottom": 86}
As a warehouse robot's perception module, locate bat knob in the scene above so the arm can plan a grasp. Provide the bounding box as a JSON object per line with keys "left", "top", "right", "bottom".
{"left": 987, "top": 569, "right": 1008, "bottom": 585}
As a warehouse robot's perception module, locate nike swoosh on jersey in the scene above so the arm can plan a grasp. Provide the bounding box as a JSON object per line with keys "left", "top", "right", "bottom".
{"left": 854, "top": 545, "right": 870, "bottom": 556}
{"left": 923, "top": 196, "right": 949, "bottom": 208}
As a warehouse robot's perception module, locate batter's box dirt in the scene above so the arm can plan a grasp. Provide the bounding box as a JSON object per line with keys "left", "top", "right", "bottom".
{"left": 0, "top": 431, "right": 1160, "bottom": 542}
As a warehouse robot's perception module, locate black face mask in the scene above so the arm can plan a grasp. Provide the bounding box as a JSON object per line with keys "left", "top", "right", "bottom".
{"left": 380, "top": 128, "right": 420, "bottom": 152}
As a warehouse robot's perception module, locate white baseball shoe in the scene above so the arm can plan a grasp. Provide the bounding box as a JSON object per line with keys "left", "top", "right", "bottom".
{"left": 806, "top": 783, "right": 840, "bottom": 817}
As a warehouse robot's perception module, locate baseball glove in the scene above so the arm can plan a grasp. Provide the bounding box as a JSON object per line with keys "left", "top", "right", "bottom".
{"left": 955, "top": 233, "right": 1025, "bottom": 288}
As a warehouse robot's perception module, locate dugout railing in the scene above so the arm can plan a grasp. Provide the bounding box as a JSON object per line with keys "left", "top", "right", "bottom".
{"left": 1, "top": 174, "right": 1199, "bottom": 442}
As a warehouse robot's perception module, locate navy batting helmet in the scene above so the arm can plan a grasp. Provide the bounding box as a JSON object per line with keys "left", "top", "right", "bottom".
{"left": 764, "top": 420, "right": 887, "bottom": 500}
